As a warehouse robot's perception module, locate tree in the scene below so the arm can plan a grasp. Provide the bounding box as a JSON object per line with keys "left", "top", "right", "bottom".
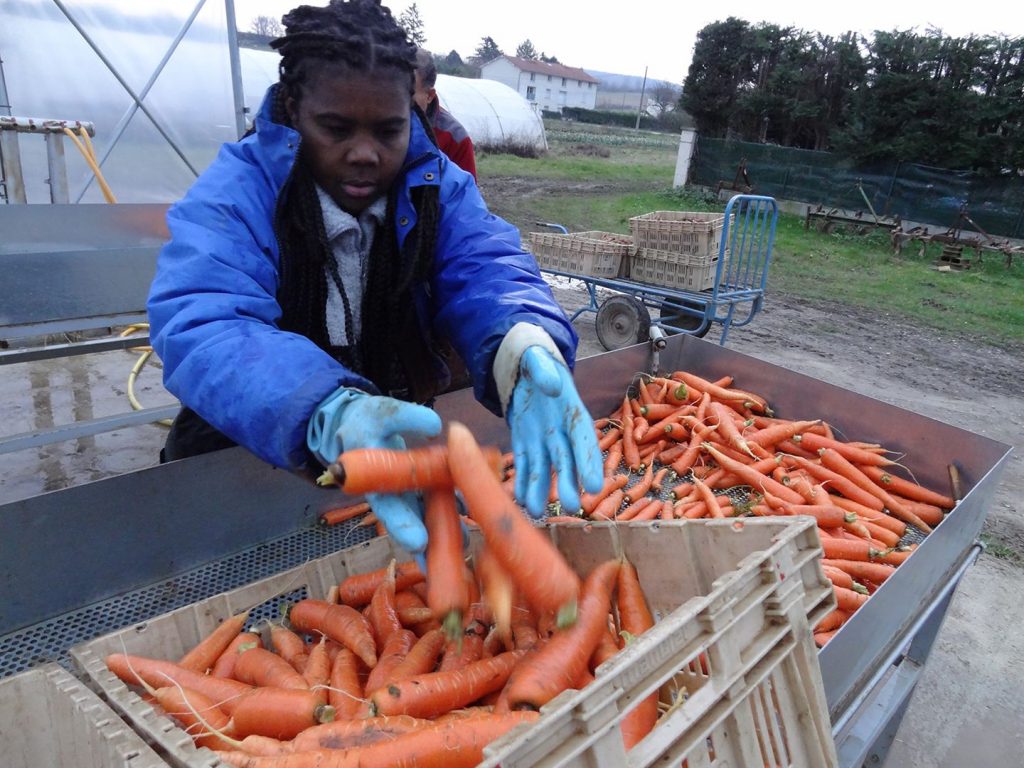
{"left": 649, "top": 81, "right": 680, "bottom": 115}
{"left": 516, "top": 40, "right": 539, "bottom": 60}
{"left": 250, "top": 15, "right": 282, "bottom": 37}
{"left": 397, "top": 3, "right": 426, "bottom": 46}
{"left": 539, "top": 53, "right": 560, "bottom": 64}
{"left": 472, "top": 36, "right": 503, "bottom": 64}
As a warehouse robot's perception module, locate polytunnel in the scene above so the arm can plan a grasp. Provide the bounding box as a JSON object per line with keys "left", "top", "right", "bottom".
{"left": 1, "top": 1, "right": 545, "bottom": 205}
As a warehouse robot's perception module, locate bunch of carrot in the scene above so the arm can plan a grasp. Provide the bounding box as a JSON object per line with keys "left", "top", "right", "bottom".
{"left": 499, "top": 369, "right": 958, "bottom": 647}
{"left": 105, "top": 424, "right": 672, "bottom": 764}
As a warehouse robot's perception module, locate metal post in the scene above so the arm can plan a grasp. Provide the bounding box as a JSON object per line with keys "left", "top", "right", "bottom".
{"left": 882, "top": 160, "right": 901, "bottom": 216}
{"left": 45, "top": 132, "right": 70, "bottom": 203}
{"left": 0, "top": 130, "right": 26, "bottom": 203}
{"left": 224, "top": 0, "right": 248, "bottom": 139}
{"left": 74, "top": 0, "right": 208, "bottom": 202}
{"left": 0, "top": 53, "right": 11, "bottom": 116}
{"left": 634, "top": 66, "right": 648, "bottom": 131}
{"left": 51, "top": 0, "right": 200, "bottom": 178}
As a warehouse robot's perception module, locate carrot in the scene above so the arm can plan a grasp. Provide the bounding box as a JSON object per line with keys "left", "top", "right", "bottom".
{"left": 396, "top": 605, "right": 435, "bottom": 626}
{"left": 448, "top": 422, "right": 581, "bottom": 626}
{"left": 319, "top": 502, "right": 373, "bottom": 527}
{"left": 624, "top": 462, "right": 655, "bottom": 503}
{"left": 709, "top": 401, "right": 756, "bottom": 457}
{"left": 326, "top": 444, "right": 501, "bottom": 494}
{"left": 289, "top": 714, "right": 432, "bottom": 753}
{"left": 337, "top": 561, "right": 425, "bottom": 607}
{"left": 288, "top": 599, "right": 377, "bottom": 667}
{"left": 834, "top": 585, "right": 869, "bottom": 612}
{"left": 476, "top": 547, "right": 514, "bottom": 641}
{"left": 793, "top": 432, "right": 894, "bottom": 466}
{"left": 671, "top": 371, "right": 769, "bottom": 413}
{"left": 821, "top": 564, "right": 854, "bottom": 590}
{"left": 370, "top": 650, "right": 526, "bottom": 719}
{"left": 178, "top": 610, "right": 250, "bottom": 674}
{"left": 886, "top": 494, "right": 944, "bottom": 527}
{"left": 633, "top": 498, "right": 669, "bottom": 520}
{"left": 814, "top": 629, "right": 839, "bottom": 647}
{"left": 211, "top": 632, "right": 262, "bottom": 679}
{"left": 591, "top": 488, "right": 626, "bottom": 520}
{"left": 830, "top": 497, "right": 907, "bottom": 537}
{"left": 106, "top": 653, "right": 253, "bottom": 715}
{"left": 580, "top": 474, "right": 629, "bottom": 515}
{"left": 301, "top": 637, "right": 333, "bottom": 707}
{"left": 693, "top": 476, "right": 725, "bottom": 519}
{"left": 617, "top": 560, "right": 658, "bottom": 750}
{"left": 152, "top": 685, "right": 235, "bottom": 750}
{"left": 617, "top": 496, "right": 658, "bottom": 522}
{"left": 818, "top": 449, "right": 932, "bottom": 532}
{"left": 366, "top": 561, "right": 404, "bottom": 654}
{"left": 234, "top": 647, "right": 309, "bottom": 690}
{"left": 821, "top": 559, "right": 897, "bottom": 585}
{"left": 861, "top": 519, "right": 901, "bottom": 548}
{"left": 859, "top": 465, "right": 956, "bottom": 509}
{"left": 745, "top": 419, "right": 821, "bottom": 449}
{"left": 505, "top": 560, "right": 621, "bottom": 711}
{"left": 386, "top": 628, "right": 447, "bottom": 687}
{"left": 785, "top": 455, "right": 886, "bottom": 512}
{"left": 365, "top": 629, "right": 417, "bottom": 695}
{"left": 780, "top": 503, "right": 848, "bottom": 528}
{"left": 703, "top": 442, "right": 805, "bottom": 504}
{"left": 622, "top": 407, "right": 642, "bottom": 470}
{"left": 438, "top": 604, "right": 489, "bottom": 672}
{"left": 228, "top": 687, "right": 336, "bottom": 740}
{"left": 814, "top": 608, "right": 851, "bottom": 633}
{"left": 598, "top": 427, "right": 622, "bottom": 451}
{"left": 640, "top": 403, "right": 685, "bottom": 420}
{"left": 215, "top": 712, "right": 539, "bottom": 768}
{"left": 603, "top": 445, "right": 623, "bottom": 474}
{"left": 269, "top": 625, "right": 309, "bottom": 672}
{"left": 327, "top": 648, "right": 365, "bottom": 719}
{"left": 590, "top": 626, "right": 621, "bottom": 672}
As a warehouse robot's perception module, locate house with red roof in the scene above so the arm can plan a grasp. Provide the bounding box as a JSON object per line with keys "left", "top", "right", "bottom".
{"left": 479, "top": 56, "right": 599, "bottom": 113}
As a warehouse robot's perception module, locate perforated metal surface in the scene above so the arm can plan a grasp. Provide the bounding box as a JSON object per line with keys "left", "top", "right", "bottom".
{"left": 0, "top": 521, "right": 374, "bottom": 678}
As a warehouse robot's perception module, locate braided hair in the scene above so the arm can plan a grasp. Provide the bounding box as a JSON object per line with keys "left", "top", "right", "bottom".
{"left": 270, "top": 0, "right": 443, "bottom": 400}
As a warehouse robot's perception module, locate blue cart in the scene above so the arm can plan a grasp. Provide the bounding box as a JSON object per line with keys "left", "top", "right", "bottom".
{"left": 537, "top": 194, "right": 779, "bottom": 350}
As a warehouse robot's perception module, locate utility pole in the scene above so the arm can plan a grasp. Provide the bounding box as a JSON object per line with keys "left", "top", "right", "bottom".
{"left": 634, "top": 65, "right": 648, "bottom": 130}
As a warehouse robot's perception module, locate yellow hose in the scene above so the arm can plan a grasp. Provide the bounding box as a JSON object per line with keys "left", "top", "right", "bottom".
{"left": 120, "top": 323, "right": 174, "bottom": 427}
{"left": 62, "top": 126, "right": 117, "bottom": 204}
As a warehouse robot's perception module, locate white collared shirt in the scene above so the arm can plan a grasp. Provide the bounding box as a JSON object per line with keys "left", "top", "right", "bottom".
{"left": 315, "top": 186, "right": 387, "bottom": 346}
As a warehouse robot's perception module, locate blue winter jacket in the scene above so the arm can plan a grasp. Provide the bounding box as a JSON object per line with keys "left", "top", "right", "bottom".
{"left": 147, "top": 85, "right": 577, "bottom": 470}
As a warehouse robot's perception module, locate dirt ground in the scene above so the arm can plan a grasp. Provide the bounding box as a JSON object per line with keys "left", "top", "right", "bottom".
{"left": 2, "top": 177, "right": 1022, "bottom": 765}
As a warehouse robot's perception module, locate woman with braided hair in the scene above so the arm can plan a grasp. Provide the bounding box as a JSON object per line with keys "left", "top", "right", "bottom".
{"left": 147, "top": 0, "right": 601, "bottom": 555}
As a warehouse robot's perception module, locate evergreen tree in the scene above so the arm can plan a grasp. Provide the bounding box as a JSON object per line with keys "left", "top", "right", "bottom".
{"left": 472, "top": 36, "right": 503, "bottom": 64}
{"left": 397, "top": 3, "right": 426, "bottom": 46}
{"left": 516, "top": 39, "right": 539, "bottom": 60}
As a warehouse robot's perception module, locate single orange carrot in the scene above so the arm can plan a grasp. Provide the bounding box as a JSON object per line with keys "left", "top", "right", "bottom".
{"left": 476, "top": 547, "right": 514, "bottom": 641}
{"left": 364, "top": 629, "right": 417, "bottom": 696}
{"left": 793, "top": 432, "right": 894, "bottom": 466}
{"left": 211, "top": 632, "right": 262, "bottom": 679}
{"left": 370, "top": 650, "right": 526, "bottom": 719}
{"left": 227, "top": 687, "right": 336, "bottom": 740}
{"left": 178, "top": 611, "right": 250, "bottom": 675}
{"left": 327, "top": 444, "right": 501, "bottom": 494}
{"left": 821, "top": 559, "right": 897, "bottom": 585}
{"left": 319, "top": 502, "right": 373, "bottom": 527}
{"left": 337, "top": 561, "right": 425, "bottom": 607}
{"left": 269, "top": 624, "right": 309, "bottom": 673}
{"left": 302, "top": 637, "right": 332, "bottom": 706}
{"left": 834, "top": 585, "right": 869, "bottom": 612}
{"left": 859, "top": 465, "right": 956, "bottom": 509}
{"left": 448, "top": 422, "right": 582, "bottom": 626}
{"left": 105, "top": 653, "right": 253, "bottom": 716}
{"left": 152, "top": 686, "right": 236, "bottom": 750}
{"left": 288, "top": 599, "right": 377, "bottom": 667}
{"left": 234, "top": 647, "right": 309, "bottom": 690}
{"left": 327, "top": 648, "right": 365, "bottom": 719}
{"left": 505, "top": 560, "right": 621, "bottom": 711}
{"left": 617, "top": 559, "right": 658, "bottom": 750}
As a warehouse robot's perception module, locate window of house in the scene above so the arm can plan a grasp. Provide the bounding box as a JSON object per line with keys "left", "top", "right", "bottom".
{"left": 561, "top": 77, "right": 567, "bottom": 86}
{"left": 545, "top": 89, "right": 551, "bottom": 99}
{"left": 558, "top": 90, "right": 567, "bottom": 105}
{"left": 530, "top": 72, "right": 535, "bottom": 81}
{"left": 547, "top": 75, "right": 552, "bottom": 82}
{"left": 588, "top": 82, "right": 593, "bottom": 88}
{"left": 526, "top": 86, "right": 536, "bottom": 100}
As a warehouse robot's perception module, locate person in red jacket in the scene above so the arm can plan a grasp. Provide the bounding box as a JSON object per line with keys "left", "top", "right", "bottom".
{"left": 413, "top": 48, "right": 477, "bottom": 179}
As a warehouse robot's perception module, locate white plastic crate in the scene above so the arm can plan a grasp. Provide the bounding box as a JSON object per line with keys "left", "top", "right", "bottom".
{"left": 72, "top": 520, "right": 834, "bottom": 768}
{"left": 528, "top": 230, "right": 633, "bottom": 278}
{"left": 629, "top": 210, "right": 725, "bottom": 257}
{"left": 630, "top": 248, "right": 720, "bottom": 291}
{"left": 0, "top": 663, "right": 167, "bottom": 768}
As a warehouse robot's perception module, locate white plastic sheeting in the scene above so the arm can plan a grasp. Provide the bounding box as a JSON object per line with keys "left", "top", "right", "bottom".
{"left": 1, "top": 1, "right": 545, "bottom": 204}
{"left": 1, "top": 0, "right": 236, "bottom": 204}
{"left": 239, "top": 50, "right": 547, "bottom": 150}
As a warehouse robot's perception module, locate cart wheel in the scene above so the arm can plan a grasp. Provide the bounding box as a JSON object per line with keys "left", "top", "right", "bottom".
{"left": 659, "top": 299, "right": 710, "bottom": 338}
{"left": 596, "top": 295, "right": 651, "bottom": 351}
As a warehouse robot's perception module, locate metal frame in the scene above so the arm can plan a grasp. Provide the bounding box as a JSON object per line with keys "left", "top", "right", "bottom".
{"left": 540, "top": 195, "right": 779, "bottom": 346}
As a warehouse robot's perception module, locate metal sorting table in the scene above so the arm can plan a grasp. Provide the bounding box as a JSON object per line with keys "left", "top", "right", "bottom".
{"left": 0, "top": 333, "right": 1012, "bottom": 767}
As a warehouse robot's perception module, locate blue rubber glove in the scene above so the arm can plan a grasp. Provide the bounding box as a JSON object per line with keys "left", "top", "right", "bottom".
{"left": 508, "top": 346, "right": 603, "bottom": 517}
{"left": 308, "top": 389, "right": 442, "bottom": 555}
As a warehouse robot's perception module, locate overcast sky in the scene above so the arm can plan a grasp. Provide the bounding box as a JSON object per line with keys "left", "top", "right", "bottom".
{"left": 234, "top": 0, "right": 1024, "bottom": 84}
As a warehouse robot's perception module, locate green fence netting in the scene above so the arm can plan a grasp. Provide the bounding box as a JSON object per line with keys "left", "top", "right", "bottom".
{"left": 692, "top": 138, "right": 1024, "bottom": 239}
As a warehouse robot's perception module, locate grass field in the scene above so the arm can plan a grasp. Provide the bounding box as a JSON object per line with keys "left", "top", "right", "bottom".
{"left": 477, "top": 126, "right": 1024, "bottom": 347}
